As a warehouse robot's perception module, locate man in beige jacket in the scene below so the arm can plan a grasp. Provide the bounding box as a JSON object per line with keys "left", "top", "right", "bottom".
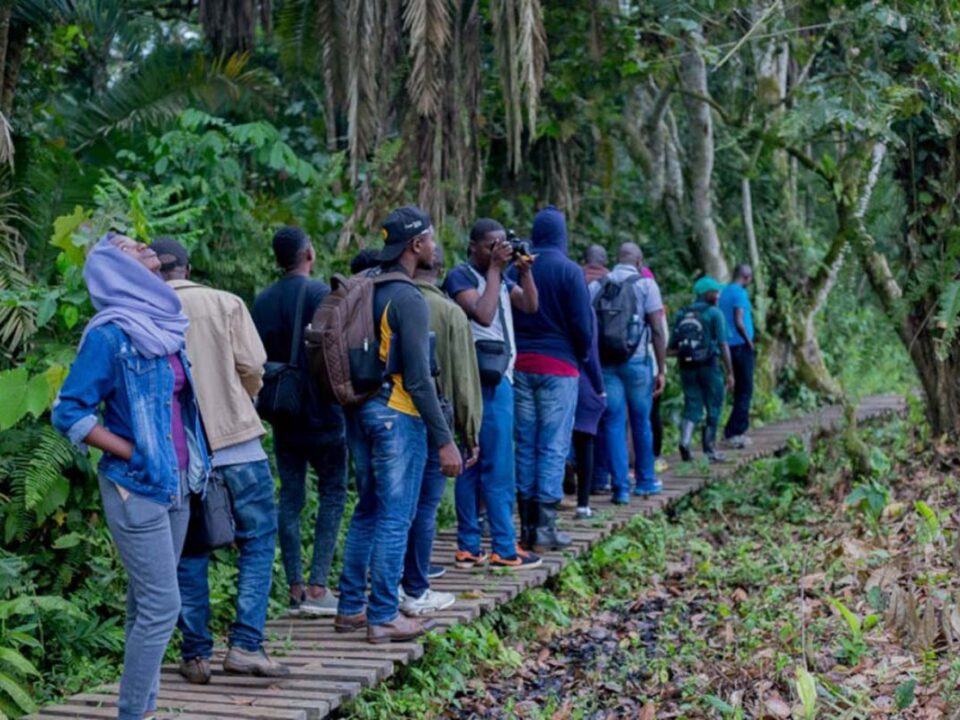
{"left": 152, "top": 238, "right": 288, "bottom": 684}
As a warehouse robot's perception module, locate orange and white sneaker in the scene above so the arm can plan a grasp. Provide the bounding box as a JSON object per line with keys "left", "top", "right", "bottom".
{"left": 454, "top": 550, "right": 488, "bottom": 569}
{"left": 489, "top": 545, "right": 542, "bottom": 570}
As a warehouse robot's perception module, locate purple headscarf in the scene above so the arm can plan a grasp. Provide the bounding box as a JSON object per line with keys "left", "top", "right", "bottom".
{"left": 80, "top": 235, "right": 189, "bottom": 358}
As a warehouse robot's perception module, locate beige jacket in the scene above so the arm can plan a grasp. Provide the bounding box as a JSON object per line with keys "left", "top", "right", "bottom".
{"left": 168, "top": 279, "right": 267, "bottom": 451}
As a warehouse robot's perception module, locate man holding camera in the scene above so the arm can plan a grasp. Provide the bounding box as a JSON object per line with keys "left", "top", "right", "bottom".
{"left": 444, "top": 218, "right": 541, "bottom": 570}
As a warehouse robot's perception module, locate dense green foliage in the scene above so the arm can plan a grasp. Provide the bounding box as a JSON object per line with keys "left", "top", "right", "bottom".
{"left": 0, "top": 0, "right": 954, "bottom": 713}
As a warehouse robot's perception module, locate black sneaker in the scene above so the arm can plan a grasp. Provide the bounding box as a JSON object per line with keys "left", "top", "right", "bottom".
{"left": 427, "top": 564, "right": 446, "bottom": 579}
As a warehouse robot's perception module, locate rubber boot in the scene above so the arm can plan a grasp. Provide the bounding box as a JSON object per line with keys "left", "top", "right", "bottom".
{"left": 534, "top": 502, "right": 572, "bottom": 552}
{"left": 703, "top": 425, "right": 726, "bottom": 463}
{"left": 517, "top": 496, "right": 533, "bottom": 551}
{"left": 679, "top": 420, "right": 696, "bottom": 462}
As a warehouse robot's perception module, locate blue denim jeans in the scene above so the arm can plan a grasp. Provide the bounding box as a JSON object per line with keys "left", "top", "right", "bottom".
{"left": 338, "top": 397, "right": 427, "bottom": 625}
{"left": 455, "top": 376, "right": 517, "bottom": 557}
{"left": 274, "top": 430, "right": 348, "bottom": 588}
{"left": 177, "top": 459, "right": 277, "bottom": 659}
{"left": 513, "top": 371, "right": 579, "bottom": 504}
{"left": 601, "top": 355, "right": 656, "bottom": 495}
{"left": 99, "top": 472, "right": 189, "bottom": 720}
{"left": 402, "top": 447, "right": 446, "bottom": 598}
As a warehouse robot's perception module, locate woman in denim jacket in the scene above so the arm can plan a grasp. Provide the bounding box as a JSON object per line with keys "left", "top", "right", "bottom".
{"left": 52, "top": 233, "right": 210, "bottom": 720}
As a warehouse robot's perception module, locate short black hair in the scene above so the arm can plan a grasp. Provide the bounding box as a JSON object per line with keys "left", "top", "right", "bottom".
{"left": 272, "top": 226, "right": 310, "bottom": 270}
{"left": 350, "top": 248, "right": 382, "bottom": 275}
{"left": 469, "top": 218, "right": 504, "bottom": 244}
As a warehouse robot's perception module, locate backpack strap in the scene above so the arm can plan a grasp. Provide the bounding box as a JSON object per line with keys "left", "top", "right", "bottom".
{"left": 289, "top": 280, "right": 309, "bottom": 369}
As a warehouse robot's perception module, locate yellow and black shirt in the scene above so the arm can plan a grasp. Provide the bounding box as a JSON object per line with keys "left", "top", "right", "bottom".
{"left": 373, "top": 270, "right": 452, "bottom": 448}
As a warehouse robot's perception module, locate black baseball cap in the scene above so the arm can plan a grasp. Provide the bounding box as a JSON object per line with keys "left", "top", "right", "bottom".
{"left": 379, "top": 206, "right": 432, "bottom": 263}
{"left": 150, "top": 236, "right": 189, "bottom": 272}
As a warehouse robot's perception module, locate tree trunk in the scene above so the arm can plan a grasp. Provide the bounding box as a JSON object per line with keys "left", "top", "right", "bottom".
{"left": 741, "top": 175, "right": 766, "bottom": 331}
{"left": 679, "top": 34, "right": 728, "bottom": 281}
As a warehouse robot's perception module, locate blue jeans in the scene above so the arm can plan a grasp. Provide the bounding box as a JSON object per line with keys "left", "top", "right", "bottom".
{"left": 513, "top": 371, "right": 579, "bottom": 504}
{"left": 99, "top": 472, "right": 189, "bottom": 720}
{"left": 338, "top": 398, "right": 427, "bottom": 625}
{"left": 601, "top": 355, "right": 656, "bottom": 495}
{"left": 275, "top": 430, "right": 348, "bottom": 588}
{"left": 402, "top": 447, "right": 446, "bottom": 598}
{"left": 455, "top": 377, "right": 517, "bottom": 557}
{"left": 177, "top": 460, "right": 277, "bottom": 659}
{"left": 725, "top": 344, "right": 755, "bottom": 439}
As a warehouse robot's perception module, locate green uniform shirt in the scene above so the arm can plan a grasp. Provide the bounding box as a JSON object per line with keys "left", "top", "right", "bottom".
{"left": 415, "top": 280, "right": 483, "bottom": 449}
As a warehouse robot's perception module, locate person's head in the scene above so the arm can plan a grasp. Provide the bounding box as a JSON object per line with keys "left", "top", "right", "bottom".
{"left": 733, "top": 263, "right": 753, "bottom": 287}
{"left": 415, "top": 244, "right": 446, "bottom": 284}
{"left": 617, "top": 242, "right": 644, "bottom": 270}
{"left": 693, "top": 276, "right": 723, "bottom": 304}
{"left": 350, "top": 248, "right": 382, "bottom": 275}
{"left": 468, "top": 218, "right": 506, "bottom": 272}
{"left": 151, "top": 237, "right": 190, "bottom": 281}
{"left": 584, "top": 244, "right": 608, "bottom": 267}
{"left": 530, "top": 205, "right": 568, "bottom": 251}
{"left": 107, "top": 231, "right": 161, "bottom": 273}
{"left": 272, "top": 226, "right": 314, "bottom": 274}
{"left": 379, "top": 206, "right": 436, "bottom": 275}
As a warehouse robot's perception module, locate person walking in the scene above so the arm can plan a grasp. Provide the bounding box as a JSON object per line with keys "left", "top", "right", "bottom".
{"left": 509, "top": 206, "right": 593, "bottom": 552}
{"left": 335, "top": 206, "right": 463, "bottom": 644}
{"left": 152, "top": 238, "right": 288, "bottom": 683}
{"left": 252, "top": 227, "right": 348, "bottom": 616}
{"left": 51, "top": 233, "right": 210, "bottom": 720}
{"left": 670, "top": 276, "right": 734, "bottom": 463}
{"left": 720, "top": 264, "right": 756, "bottom": 448}
{"left": 572, "top": 309, "right": 606, "bottom": 519}
{"left": 590, "top": 243, "right": 667, "bottom": 503}
{"left": 400, "top": 245, "right": 484, "bottom": 615}
{"left": 444, "top": 218, "right": 541, "bottom": 570}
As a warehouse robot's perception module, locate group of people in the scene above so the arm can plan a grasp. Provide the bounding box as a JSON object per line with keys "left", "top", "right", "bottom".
{"left": 50, "top": 205, "right": 756, "bottom": 720}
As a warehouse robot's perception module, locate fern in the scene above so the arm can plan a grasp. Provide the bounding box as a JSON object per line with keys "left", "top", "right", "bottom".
{"left": 935, "top": 279, "right": 960, "bottom": 359}
{"left": 19, "top": 427, "right": 74, "bottom": 514}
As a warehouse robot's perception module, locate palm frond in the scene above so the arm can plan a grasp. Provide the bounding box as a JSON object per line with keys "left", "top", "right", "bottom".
{"left": 404, "top": 0, "right": 451, "bottom": 119}
{"left": 64, "top": 49, "right": 276, "bottom": 149}
{"left": 345, "top": 0, "right": 381, "bottom": 181}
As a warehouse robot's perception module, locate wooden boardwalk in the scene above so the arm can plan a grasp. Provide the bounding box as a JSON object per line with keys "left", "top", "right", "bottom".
{"left": 31, "top": 395, "right": 905, "bottom": 720}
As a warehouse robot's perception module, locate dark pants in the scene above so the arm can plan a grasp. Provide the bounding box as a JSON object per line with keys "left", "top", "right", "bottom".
{"left": 275, "top": 430, "right": 348, "bottom": 589}
{"left": 724, "top": 345, "right": 755, "bottom": 439}
{"left": 572, "top": 431, "right": 594, "bottom": 508}
{"left": 680, "top": 361, "right": 725, "bottom": 448}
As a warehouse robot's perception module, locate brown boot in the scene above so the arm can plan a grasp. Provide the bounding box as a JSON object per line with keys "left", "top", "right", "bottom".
{"left": 334, "top": 611, "right": 367, "bottom": 633}
{"left": 178, "top": 656, "right": 211, "bottom": 684}
{"left": 223, "top": 647, "right": 290, "bottom": 677}
{"left": 367, "top": 615, "right": 435, "bottom": 644}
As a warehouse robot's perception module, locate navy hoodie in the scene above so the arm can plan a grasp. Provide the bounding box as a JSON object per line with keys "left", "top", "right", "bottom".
{"left": 509, "top": 206, "right": 594, "bottom": 369}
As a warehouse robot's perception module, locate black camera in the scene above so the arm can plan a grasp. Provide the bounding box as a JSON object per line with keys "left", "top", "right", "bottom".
{"left": 505, "top": 229, "right": 533, "bottom": 261}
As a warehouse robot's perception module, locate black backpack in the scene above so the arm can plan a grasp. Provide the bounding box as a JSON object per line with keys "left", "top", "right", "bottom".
{"left": 673, "top": 302, "right": 712, "bottom": 365}
{"left": 593, "top": 275, "right": 643, "bottom": 364}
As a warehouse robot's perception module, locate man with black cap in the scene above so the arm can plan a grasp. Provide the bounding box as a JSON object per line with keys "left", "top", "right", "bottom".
{"left": 252, "top": 227, "right": 348, "bottom": 617}
{"left": 335, "top": 206, "right": 463, "bottom": 644}
{"left": 152, "top": 237, "right": 289, "bottom": 683}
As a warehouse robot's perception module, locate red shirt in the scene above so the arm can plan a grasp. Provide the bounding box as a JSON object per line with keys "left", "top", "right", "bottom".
{"left": 514, "top": 352, "right": 579, "bottom": 377}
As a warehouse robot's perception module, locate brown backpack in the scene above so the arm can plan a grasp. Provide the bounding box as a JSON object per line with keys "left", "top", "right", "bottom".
{"left": 304, "top": 271, "right": 413, "bottom": 407}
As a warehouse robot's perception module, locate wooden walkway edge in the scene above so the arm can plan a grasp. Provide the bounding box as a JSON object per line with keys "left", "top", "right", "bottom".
{"left": 30, "top": 395, "right": 906, "bottom": 720}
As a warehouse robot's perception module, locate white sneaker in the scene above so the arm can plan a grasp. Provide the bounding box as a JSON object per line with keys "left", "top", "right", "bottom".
{"left": 724, "top": 435, "right": 753, "bottom": 449}
{"left": 399, "top": 589, "right": 456, "bottom": 616}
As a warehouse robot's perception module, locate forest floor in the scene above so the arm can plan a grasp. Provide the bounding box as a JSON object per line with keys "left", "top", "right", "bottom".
{"left": 345, "top": 407, "right": 960, "bottom": 719}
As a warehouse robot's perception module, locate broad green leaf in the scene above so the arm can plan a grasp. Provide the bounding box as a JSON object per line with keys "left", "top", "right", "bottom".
{"left": 0, "top": 648, "right": 39, "bottom": 677}
{"left": 828, "top": 597, "right": 861, "bottom": 635}
{"left": 43, "top": 364, "right": 69, "bottom": 401}
{"left": 895, "top": 679, "right": 916, "bottom": 710}
{"left": 35, "top": 295, "right": 57, "bottom": 327}
{"left": 795, "top": 667, "right": 817, "bottom": 720}
{"left": 0, "top": 670, "right": 36, "bottom": 713}
{"left": 915, "top": 500, "right": 940, "bottom": 534}
{"left": 52, "top": 532, "right": 82, "bottom": 549}
{"left": 0, "top": 368, "right": 28, "bottom": 430}
{"left": 24, "top": 374, "right": 50, "bottom": 419}
{"left": 49, "top": 206, "right": 92, "bottom": 267}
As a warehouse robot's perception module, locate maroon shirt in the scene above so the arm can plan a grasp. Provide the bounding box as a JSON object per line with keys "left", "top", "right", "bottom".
{"left": 168, "top": 354, "right": 189, "bottom": 471}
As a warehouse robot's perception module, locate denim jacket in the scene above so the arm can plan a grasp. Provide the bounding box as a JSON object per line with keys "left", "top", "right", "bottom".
{"left": 52, "top": 323, "right": 210, "bottom": 505}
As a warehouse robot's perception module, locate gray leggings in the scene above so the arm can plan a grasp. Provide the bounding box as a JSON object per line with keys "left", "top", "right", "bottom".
{"left": 99, "top": 473, "right": 189, "bottom": 720}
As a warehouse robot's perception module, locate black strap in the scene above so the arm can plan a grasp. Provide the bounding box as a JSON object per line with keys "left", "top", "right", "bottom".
{"left": 289, "top": 281, "right": 308, "bottom": 369}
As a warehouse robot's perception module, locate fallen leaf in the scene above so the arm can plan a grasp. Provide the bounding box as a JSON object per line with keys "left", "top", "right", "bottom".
{"left": 639, "top": 702, "right": 657, "bottom": 720}
{"left": 800, "top": 572, "right": 826, "bottom": 590}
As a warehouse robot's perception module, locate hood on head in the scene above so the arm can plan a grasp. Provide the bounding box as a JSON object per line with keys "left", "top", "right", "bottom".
{"left": 531, "top": 205, "right": 568, "bottom": 252}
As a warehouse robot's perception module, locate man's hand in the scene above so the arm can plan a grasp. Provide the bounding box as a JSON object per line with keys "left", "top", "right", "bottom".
{"left": 490, "top": 240, "right": 513, "bottom": 271}
{"left": 725, "top": 372, "right": 735, "bottom": 392}
{"left": 464, "top": 445, "right": 480, "bottom": 469}
{"left": 439, "top": 442, "right": 464, "bottom": 477}
{"left": 513, "top": 252, "right": 534, "bottom": 275}
{"left": 653, "top": 372, "right": 666, "bottom": 398}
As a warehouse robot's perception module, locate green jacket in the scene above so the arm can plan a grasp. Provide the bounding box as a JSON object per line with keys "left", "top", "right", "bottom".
{"left": 415, "top": 280, "right": 483, "bottom": 449}
{"left": 669, "top": 300, "right": 728, "bottom": 359}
